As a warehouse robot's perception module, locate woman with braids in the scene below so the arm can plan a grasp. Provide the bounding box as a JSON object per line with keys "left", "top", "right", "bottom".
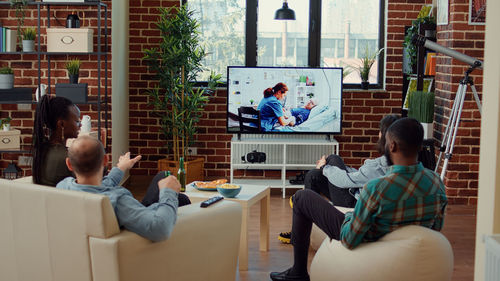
{"left": 32, "top": 95, "right": 81, "bottom": 186}
{"left": 257, "top": 82, "right": 296, "bottom": 131}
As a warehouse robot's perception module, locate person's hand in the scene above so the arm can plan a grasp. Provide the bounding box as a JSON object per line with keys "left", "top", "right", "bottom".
{"left": 316, "top": 155, "right": 327, "bottom": 169}
{"left": 158, "top": 175, "right": 181, "bottom": 193}
{"left": 117, "top": 152, "right": 142, "bottom": 172}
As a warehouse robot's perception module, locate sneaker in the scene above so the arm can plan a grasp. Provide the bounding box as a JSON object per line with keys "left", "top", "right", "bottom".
{"left": 278, "top": 231, "right": 291, "bottom": 244}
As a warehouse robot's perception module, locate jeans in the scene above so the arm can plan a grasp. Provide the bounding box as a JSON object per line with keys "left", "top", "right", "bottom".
{"left": 303, "top": 154, "right": 357, "bottom": 208}
{"left": 141, "top": 172, "right": 191, "bottom": 207}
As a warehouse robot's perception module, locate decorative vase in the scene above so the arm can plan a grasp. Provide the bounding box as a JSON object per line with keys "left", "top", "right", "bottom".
{"left": 69, "top": 74, "right": 79, "bottom": 84}
{"left": 361, "top": 81, "right": 369, "bottom": 90}
{"left": 421, "top": 122, "right": 433, "bottom": 139}
{"left": 0, "top": 74, "right": 14, "bottom": 89}
{"left": 22, "top": 40, "right": 34, "bottom": 52}
{"left": 158, "top": 157, "right": 205, "bottom": 184}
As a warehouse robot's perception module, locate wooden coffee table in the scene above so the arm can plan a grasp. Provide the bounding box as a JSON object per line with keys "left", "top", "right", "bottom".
{"left": 184, "top": 183, "right": 270, "bottom": 271}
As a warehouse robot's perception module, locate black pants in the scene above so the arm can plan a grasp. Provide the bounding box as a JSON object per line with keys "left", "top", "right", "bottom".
{"left": 303, "top": 154, "right": 357, "bottom": 208}
{"left": 141, "top": 172, "right": 191, "bottom": 207}
{"left": 291, "top": 189, "right": 346, "bottom": 272}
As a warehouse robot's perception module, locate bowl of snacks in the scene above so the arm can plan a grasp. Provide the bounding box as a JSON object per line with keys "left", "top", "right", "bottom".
{"left": 216, "top": 183, "right": 242, "bottom": 198}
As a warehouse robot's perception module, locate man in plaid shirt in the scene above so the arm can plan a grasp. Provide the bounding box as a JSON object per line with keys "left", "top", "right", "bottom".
{"left": 270, "top": 118, "right": 447, "bottom": 281}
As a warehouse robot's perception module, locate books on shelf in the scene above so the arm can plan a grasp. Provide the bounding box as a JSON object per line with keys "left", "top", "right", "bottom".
{"left": 0, "top": 27, "right": 17, "bottom": 52}
{"left": 424, "top": 52, "right": 437, "bottom": 76}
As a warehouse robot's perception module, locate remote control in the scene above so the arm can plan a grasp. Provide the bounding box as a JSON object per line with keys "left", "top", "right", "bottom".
{"left": 200, "top": 196, "right": 224, "bottom": 208}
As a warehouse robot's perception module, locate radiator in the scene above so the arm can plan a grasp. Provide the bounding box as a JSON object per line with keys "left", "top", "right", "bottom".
{"left": 485, "top": 235, "right": 500, "bottom": 281}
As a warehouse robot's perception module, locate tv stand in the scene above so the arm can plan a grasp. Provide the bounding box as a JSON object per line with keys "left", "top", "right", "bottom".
{"left": 230, "top": 136, "right": 339, "bottom": 198}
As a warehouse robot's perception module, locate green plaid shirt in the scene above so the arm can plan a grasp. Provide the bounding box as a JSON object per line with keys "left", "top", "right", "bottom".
{"left": 340, "top": 162, "right": 447, "bottom": 249}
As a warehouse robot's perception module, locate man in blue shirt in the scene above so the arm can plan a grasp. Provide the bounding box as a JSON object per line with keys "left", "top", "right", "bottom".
{"left": 57, "top": 135, "right": 181, "bottom": 242}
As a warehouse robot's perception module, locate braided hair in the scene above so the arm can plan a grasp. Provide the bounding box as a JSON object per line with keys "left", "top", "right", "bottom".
{"left": 32, "top": 95, "right": 75, "bottom": 184}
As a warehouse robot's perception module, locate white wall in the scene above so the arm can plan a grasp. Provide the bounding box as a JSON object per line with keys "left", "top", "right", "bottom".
{"left": 475, "top": 1, "right": 500, "bottom": 280}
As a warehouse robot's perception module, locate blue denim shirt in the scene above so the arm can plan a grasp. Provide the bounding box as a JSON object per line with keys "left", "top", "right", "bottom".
{"left": 56, "top": 167, "right": 179, "bottom": 242}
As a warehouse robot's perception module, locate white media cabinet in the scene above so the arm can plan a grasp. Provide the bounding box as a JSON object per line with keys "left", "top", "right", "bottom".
{"left": 230, "top": 136, "right": 339, "bottom": 198}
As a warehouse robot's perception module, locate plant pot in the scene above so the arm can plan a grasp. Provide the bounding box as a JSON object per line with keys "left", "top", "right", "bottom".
{"left": 22, "top": 40, "right": 34, "bottom": 52}
{"left": 0, "top": 74, "right": 14, "bottom": 89}
{"left": 361, "top": 81, "right": 369, "bottom": 90}
{"left": 421, "top": 122, "right": 433, "bottom": 139}
{"left": 158, "top": 157, "right": 205, "bottom": 184}
{"left": 2, "top": 124, "right": 10, "bottom": 131}
{"left": 69, "top": 74, "right": 79, "bottom": 84}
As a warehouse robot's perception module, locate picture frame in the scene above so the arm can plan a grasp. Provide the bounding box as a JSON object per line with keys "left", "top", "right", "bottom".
{"left": 403, "top": 77, "right": 434, "bottom": 110}
{"left": 437, "top": 0, "right": 449, "bottom": 26}
{"left": 469, "top": 0, "right": 486, "bottom": 25}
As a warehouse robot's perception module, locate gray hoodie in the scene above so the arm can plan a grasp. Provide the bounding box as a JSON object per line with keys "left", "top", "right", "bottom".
{"left": 322, "top": 155, "right": 389, "bottom": 199}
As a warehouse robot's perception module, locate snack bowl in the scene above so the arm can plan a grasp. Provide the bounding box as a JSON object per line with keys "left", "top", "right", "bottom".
{"left": 216, "top": 183, "right": 242, "bottom": 198}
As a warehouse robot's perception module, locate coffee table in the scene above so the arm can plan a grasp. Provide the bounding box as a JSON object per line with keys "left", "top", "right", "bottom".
{"left": 184, "top": 183, "right": 270, "bottom": 271}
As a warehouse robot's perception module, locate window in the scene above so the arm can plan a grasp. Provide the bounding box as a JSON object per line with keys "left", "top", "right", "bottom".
{"left": 189, "top": 0, "right": 384, "bottom": 87}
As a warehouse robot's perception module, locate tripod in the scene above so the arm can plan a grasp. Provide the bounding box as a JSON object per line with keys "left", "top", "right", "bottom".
{"left": 435, "top": 66, "right": 482, "bottom": 180}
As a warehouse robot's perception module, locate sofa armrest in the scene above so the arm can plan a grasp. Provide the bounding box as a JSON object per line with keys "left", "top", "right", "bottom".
{"left": 89, "top": 200, "right": 242, "bottom": 281}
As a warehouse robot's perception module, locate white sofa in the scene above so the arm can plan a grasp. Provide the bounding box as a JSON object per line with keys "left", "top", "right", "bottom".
{"left": 310, "top": 222, "right": 454, "bottom": 281}
{"left": 0, "top": 178, "right": 242, "bottom": 281}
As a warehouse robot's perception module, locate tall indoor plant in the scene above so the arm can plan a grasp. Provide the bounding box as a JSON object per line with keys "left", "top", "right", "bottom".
{"left": 143, "top": 5, "right": 221, "bottom": 179}
{"left": 408, "top": 90, "right": 434, "bottom": 139}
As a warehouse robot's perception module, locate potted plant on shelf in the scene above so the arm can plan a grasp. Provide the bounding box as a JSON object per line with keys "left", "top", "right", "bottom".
{"left": 65, "top": 59, "right": 81, "bottom": 84}
{"left": 0, "top": 116, "right": 12, "bottom": 131}
{"left": 357, "top": 47, "right": 383, "bottom": 90}
{"left": 143, "top": 5, "right": 221, "bottom": 182}
{"left": 22, "top": 27, "right": 36, "bottom": 52}
{"left": 408, "top": 90, "right": 434, "bottom": 139}
{"left": 403, "top": 15, "right": 436, "bottom": 74}
{"left": 0, "top": 67, "right": 14, "bottom": 89}
{"left": 9, "top": 0, "right": 28, "bottom": 51}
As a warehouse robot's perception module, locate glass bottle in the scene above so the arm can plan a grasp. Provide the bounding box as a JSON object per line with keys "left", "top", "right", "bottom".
{"left": 177, "top": 157, "right": 186, "bottom": 192}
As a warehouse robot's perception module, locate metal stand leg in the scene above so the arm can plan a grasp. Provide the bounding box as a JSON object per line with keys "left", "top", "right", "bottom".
{"left": 435, "top": 67, "right": 482, "bottom": 181}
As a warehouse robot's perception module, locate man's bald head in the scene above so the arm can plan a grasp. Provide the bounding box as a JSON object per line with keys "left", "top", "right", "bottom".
{"left": 68, "top": 135, "right": 105, "bottom": 177}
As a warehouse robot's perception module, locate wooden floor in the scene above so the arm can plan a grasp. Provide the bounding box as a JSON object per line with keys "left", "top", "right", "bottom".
{"left": 126, "top": 181, "right": 476, "bottom": 281}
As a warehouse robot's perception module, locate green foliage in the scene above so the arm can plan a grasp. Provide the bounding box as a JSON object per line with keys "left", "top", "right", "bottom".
{"left": 403, "top": 15, "right": 436, "bottom": 74}
{"left": 65, "top": 59, "right": 81, "bottom": 75}
{"left": 408, "top": 91, "right": 435, "bottom": 123}
{"left": 9, "top": 0, "right": 28, "bottom": 50}
{"left": 357, "top": 46, "right": 384, "bottom": 82}
{"left": 0, "top": 116, "right": 12, "bottom": 129}
{"left": 143, "top": 5, "right": 221, "bottom": 161}
{"left": 22, "top": 27, "right": 36, "bottom": 40}
{"left": 0, "top": 67, "right": 14, "bottom": 75}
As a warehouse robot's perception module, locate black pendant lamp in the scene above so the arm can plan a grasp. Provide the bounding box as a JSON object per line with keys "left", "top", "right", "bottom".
{"left": 274, "top": 0, "right": 296, "bottom": 20}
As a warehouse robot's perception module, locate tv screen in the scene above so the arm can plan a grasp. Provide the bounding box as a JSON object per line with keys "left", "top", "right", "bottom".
{"left": 227, "top": 66, "right": 343, "bottom": 134}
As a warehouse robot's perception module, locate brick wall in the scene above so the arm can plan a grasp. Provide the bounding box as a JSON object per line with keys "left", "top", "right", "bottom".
{"left": 433, "top": 0, "right": 484, "bottom": 205}
{"left": 0, "top": 2, "right": 112, "bottom": 176}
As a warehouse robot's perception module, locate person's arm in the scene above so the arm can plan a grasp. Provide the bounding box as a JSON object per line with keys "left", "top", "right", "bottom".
{"left": 322, "top": 156, "right": 387, "bottom": 188}
{"left": 102, "top": 152, "right": 142, "bottom": 187}
{"left": 340, "top": 181, "right": 379, "bottom": 249}
{"left": 431, "top": 187, "right": 448, "bottom": 231}
{"left": 115, "top": 186, "right": 179, "bottom": 242}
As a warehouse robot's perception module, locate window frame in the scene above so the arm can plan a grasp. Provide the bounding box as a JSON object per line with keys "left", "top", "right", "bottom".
{"left": 186, "top": 0, "right": 385, "bottom": 89}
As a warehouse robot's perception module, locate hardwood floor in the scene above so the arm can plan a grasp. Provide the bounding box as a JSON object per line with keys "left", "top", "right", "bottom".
{"left": 126, "top": 181, "right": 476, "bottom": 281}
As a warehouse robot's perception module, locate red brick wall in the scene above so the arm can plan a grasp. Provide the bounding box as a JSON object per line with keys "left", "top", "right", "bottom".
{"left": 0, "top": 2, "right": 112, "bottom": 176}
{"left": 434, "top": 0, "right": 484, "bottom": 205}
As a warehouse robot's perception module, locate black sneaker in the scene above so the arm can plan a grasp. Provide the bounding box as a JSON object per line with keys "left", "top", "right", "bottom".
{"left": 270, "top": 267, "right": 310, "bottom": 281}
{"left": 278, "top": 231, "right": 291, "bottom": 244}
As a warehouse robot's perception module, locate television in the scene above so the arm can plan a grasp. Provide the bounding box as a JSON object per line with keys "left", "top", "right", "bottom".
{"left": 226, "top": 66, "right": 343, "bottom": 134}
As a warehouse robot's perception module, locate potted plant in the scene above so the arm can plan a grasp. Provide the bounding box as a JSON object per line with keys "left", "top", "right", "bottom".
{"left": 9, "top": 0, "right": 28, "bottom": 51}
{"left": 0, "top": 116, "right": 12, "bottom": 131}
{"left": 407, "top": 90, "right": 434, "bottom": 139}
{"left": 357, "top": 47, "right": 383, "bottom": 89}
{"left": 403, "top": 15, "right": 436, "bottom": 74}
{"left": 65, "top": 59, "right": 81, "bottom": 84}
{"left": 143, "top": 5, "right": 221, "bottom": 182}
{"left": 0, "top": 67, "right": 14, "bottom": 89}
{"left": 21, "top": 27, "right": 36, "bottom": 52}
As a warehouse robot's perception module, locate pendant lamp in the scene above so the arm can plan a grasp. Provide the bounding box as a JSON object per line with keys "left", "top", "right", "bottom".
{"left": 274, "top": 0, "right": 296, "bottom": 20}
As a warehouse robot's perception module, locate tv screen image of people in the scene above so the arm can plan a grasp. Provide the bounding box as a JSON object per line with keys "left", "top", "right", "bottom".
{"left": 227, "top": 66, "right": 343, "bottom": 134}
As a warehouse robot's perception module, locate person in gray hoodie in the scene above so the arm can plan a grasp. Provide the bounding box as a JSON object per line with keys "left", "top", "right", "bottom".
{"left": 278, "top": 114, "right": 400, "bottom": 244}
